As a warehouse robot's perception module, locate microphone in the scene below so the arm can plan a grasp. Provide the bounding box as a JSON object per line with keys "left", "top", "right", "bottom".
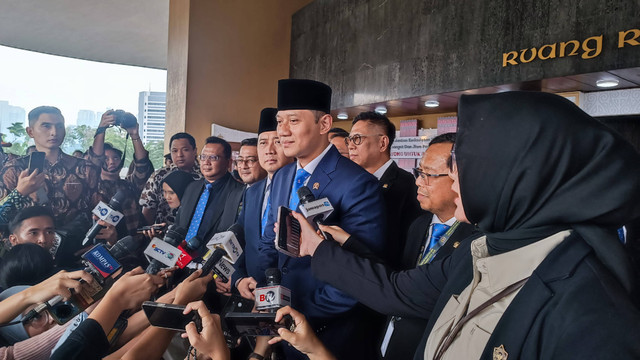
{"left": 145, "top": 225, "right": 187, "bottom": 274}
{"left": 205, "top": 229, "right": 243, "bottom": 264}
{"left": 254, "top": 268, "right": 291, "bottom": 312}
{"left": 200, "top": 248, "right": 235, "bottom": 283}
{"left": 82, "top": 191, "right": 127, "bottom": 246}
{"left": 109, "top": 235, "right": 143, "bottom": 260}
{"left": 296, "top": 186, "right": 334, "bottom": 240}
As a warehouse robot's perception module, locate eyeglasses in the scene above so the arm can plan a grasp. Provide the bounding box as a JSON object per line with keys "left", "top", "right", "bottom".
{"left": 412, "top": 168, "right": 449, "bottom": 185}
{"left": 449, "top": 144, "right": 458, "bottom": 173}
{"left": 234, "top": 157, "right": 258, "bottom": 166}
{"left": 344, "top": 133, "right": 383, "bottom": 146}
{"left": 199, "top": 154, "right": 224, "bottom": 162}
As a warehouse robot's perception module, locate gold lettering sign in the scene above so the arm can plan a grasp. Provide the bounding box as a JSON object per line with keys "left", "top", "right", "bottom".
{"left": 502, "top": 29, "right": 640, "bottom": 67}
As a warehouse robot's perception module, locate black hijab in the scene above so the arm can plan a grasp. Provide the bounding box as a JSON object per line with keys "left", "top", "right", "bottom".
{"left": 456, "top": 91, "right": 640, "bottom": 292}
{"left": 161, "top": 170, "right": 196, "bottom": 202}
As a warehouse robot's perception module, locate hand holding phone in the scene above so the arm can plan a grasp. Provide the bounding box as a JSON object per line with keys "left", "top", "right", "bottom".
{"left": 28, "top": 151, "right": 45, "bottom": 174}
{"left": 181, "top": 301, "right": 230, "bottom": 360}
{"left": 143, "top": 301, "right": 202, "bottom": 332}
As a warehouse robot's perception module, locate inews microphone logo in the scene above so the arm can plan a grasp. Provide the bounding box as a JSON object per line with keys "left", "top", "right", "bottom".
{"left": 151, "top": 243, "right": 176, "bottom": 260}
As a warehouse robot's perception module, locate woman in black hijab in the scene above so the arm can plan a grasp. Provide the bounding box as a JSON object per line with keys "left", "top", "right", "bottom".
{"left": 422, "top": 91, "right": 640, "bottom": 359}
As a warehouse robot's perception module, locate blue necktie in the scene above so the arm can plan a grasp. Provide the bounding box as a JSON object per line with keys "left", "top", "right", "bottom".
{"left": 288, "top": 168, "right": 311, "bottom": 209}
{"left": 186, "top": 183, "right": 213, "bottom": 241}
{"left": 261, "top": 183, "right": 271, "bottom": 236}
{"left": 428, "top": 223, "right": 451, "bottom": 250}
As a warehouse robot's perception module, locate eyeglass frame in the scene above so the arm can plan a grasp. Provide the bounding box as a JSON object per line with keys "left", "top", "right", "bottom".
{"left": 199, "top": 154, "right": 224, "bottom": 162}
{"left": 412, "top": 167, "right": 449, "bottom": 185}
{"left": 233, "top": 157, "right": 258, "bottom": 166}
{"left": 344, "top": 133, "right": 384, "bottom": 146}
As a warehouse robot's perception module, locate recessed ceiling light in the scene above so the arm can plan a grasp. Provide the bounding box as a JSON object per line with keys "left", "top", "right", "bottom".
{"left": 337, "top": 112, "right": 348, "bottom": 120}
{"left": 424, "top": 100, "right": 440, "bottom": 108}
{"left": 596, "top": 79, "right": 619, "bottom": 88}
{"left": 375, "top": 106, "right": 387, "bottom": 114}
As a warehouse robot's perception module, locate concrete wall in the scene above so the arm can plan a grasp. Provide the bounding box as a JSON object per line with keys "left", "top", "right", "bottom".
{"left": 290, "top": 0, "right": 640, "bottom": 108}
{"left": 165, "top": 0, "right": 312, "bottom": 151}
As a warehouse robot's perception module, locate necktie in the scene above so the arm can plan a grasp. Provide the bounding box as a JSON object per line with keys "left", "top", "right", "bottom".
{"left": 185, "top": 183, "right": 213, "bottom": 241}
{"left": 419, "top": 223, "right": 451, "bottom": 265}
{"left": 261, "top": 183, "right": 271, "bottom": 236}
{"left": 288, "top": 168, "right": 311, "bottom": 209}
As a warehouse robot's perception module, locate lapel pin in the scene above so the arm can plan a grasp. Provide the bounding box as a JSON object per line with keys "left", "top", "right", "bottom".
{"left": 493, "top": 345, "right": 508, "bottom": 360}
{"left": 382, "top": 183, "right": 389, "bottom": 188}
{"left": 453, "top": 241, "right": 460, "bottom": 248}
{"left": 313, "top": 182, "right": 320, "bottom": 190}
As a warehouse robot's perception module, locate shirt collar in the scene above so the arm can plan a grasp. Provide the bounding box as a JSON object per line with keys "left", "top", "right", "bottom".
{"left": 296, "top": 144, "right": 333, "bottom": 175}
{"left": 431, "top": 214, "right": 457, "bottom": 226}
{"left": 372, "top": 159, "right": 394, "bottom": 180}
{"left": 471, "top": 230, "right": 570, "bottom": 292}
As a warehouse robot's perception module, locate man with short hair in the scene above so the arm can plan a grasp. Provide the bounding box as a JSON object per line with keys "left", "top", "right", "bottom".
{"left": 0, "top": 106, "right": 100, "bottom": 227}
{"left": 8, "top": 206, "right": 57, "bottom": 254}
{"left": 233, "top": 108, "right": 294, "bottom": 298}
{"left": 348, "top": 111, "right": 423, "bottom": 269}
{"left": 328, "top": 127, "right": 349, "bottom": 157}
{"left": 235, "top": 138, "right": 267, "bottom": 186}
{"left": 175, "top": 136, "right": 245, "bottom": 250}
{"left": 259, "top": 79, "right": 387, "bottom": 359}
{"left": 139, "top": 132, "right": 202, "bottom": 226}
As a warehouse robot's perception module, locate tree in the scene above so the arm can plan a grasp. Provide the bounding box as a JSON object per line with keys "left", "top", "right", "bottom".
{"left": 145, "top": 140, "right": 165, "bottom": 169}
{"left": 5, "top": 122, "right": 29, "bottom": 155}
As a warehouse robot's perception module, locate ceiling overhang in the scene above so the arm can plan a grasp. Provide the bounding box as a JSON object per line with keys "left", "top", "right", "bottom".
{"left": 0, "top": 0, "right": 169, "bottom": 69}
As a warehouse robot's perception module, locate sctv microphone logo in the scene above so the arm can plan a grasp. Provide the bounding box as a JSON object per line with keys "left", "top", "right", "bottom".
{"left": 151, "top": 244, "right": 175, "bottom": 259}
{"left": 259, "top": 291, "right": 276, "bottom": 304}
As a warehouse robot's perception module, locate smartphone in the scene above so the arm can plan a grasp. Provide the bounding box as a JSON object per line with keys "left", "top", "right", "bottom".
{"left": 136, "top": 224, "right": 166, "bottom": 233}
{"left": 142, "top": 301, "right": 202, "bottom": 332}
{"left": 28, "top": 151, "right": 45, "bottom": 174}
{"left": 275, "top": 206, "right": 301, "bottom": 257}
{"left": 224, "top": 312, "right": 295, "bottom": 337}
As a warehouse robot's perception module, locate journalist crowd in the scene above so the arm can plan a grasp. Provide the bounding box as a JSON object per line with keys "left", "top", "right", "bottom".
{"left": 0, "top": 78, "right": 639, "bottom": 360}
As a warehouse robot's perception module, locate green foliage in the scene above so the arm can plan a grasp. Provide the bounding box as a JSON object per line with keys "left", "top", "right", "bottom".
{"left": 63, "top": 125, "right": 95, "bottom": 154}
{"left": 145, "top": 140, "right": 165, "bottom": 169}
{"left": 4, "top": 122, "right": 29, "bottom": 155}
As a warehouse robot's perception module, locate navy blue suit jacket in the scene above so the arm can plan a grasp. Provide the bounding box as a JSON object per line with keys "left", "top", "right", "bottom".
{"left": 233, "top": 178, "right": 267, "bottom": 285}
{"left": 258, "top": 145, "right": 387, "bottom": 318}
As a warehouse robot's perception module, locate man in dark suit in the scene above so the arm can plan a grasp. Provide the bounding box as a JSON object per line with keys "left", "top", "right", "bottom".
{"left": 347, "top": 111, "right": 423, "bottom": 270}
{"left": 175, "top": 136, "right": 245, "bottom": 258}
{"left": 258, "top": 79, "right": 387, "bottom": 359}
{"left": 233, "top": 108, "right": 294, "bottom": 297}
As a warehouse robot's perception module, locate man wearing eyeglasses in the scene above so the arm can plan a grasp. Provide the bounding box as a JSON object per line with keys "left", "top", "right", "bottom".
{"left": 347, "top": 111, "right": 423, "bottom": 270}
{"left": 235, "top": 138, "right": 267, "bottom": 186}
{"left": 174, "top": 136, "right": 245, "bottom": 260}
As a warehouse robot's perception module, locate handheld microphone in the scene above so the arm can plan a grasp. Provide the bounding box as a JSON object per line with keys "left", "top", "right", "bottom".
{"left": 145, "top": 225, "right": 187, "bottom": 274}
{"left": 296, "top": 186, "right": 334, "bottom": 240}
{"left": 254, "top": 268, "right": 291, "bottom": 312}
{"left": 109, "top": 235, "right": 143, "bottom": 259}
{"left": 200, "top": 248, "right": 235, "bottom": 282}
{"left": 205, "top": 230, "right": 243, "bottom": 264}
{"left": 82, "top": 191, "right": 127, "bottom": 246}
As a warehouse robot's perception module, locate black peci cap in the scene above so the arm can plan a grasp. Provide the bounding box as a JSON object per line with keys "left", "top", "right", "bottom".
{"left": 277, "top": 79, "right": 332, "bottom": 114}
{"left": 258, "top": 107, "right": 278, "bottom": 134}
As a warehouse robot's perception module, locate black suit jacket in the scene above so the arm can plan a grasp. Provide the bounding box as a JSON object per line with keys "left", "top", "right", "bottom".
{"left": 175, "top": 173, "right": 245, "bottom": 251}
{"left": 312, "top": 232, "right": 640, "bottom": 359}
{"left": 384, "top": 217, "right": 476, "bottom": 360}
{"left": 379, "top": 162, "right": 424, "bottom": 270}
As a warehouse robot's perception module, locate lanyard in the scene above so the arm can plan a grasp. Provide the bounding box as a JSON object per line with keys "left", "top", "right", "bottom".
{"left": 418, "top": 221, "right": 460, "bottom": 266}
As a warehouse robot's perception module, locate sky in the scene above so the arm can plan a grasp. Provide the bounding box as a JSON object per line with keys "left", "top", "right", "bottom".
{"left": 0, "top": 45, "right": 167, "bottom": 126}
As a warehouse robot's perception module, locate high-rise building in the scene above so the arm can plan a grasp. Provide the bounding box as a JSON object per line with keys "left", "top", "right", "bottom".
{"left": 77, "top": 109, "right": 98, "bottom": 127}
{"left": 0, "top": 101, "right": 26, "bottom": 136}
{"left": 138, "top": 91, "right": 166, "bottom": 144}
